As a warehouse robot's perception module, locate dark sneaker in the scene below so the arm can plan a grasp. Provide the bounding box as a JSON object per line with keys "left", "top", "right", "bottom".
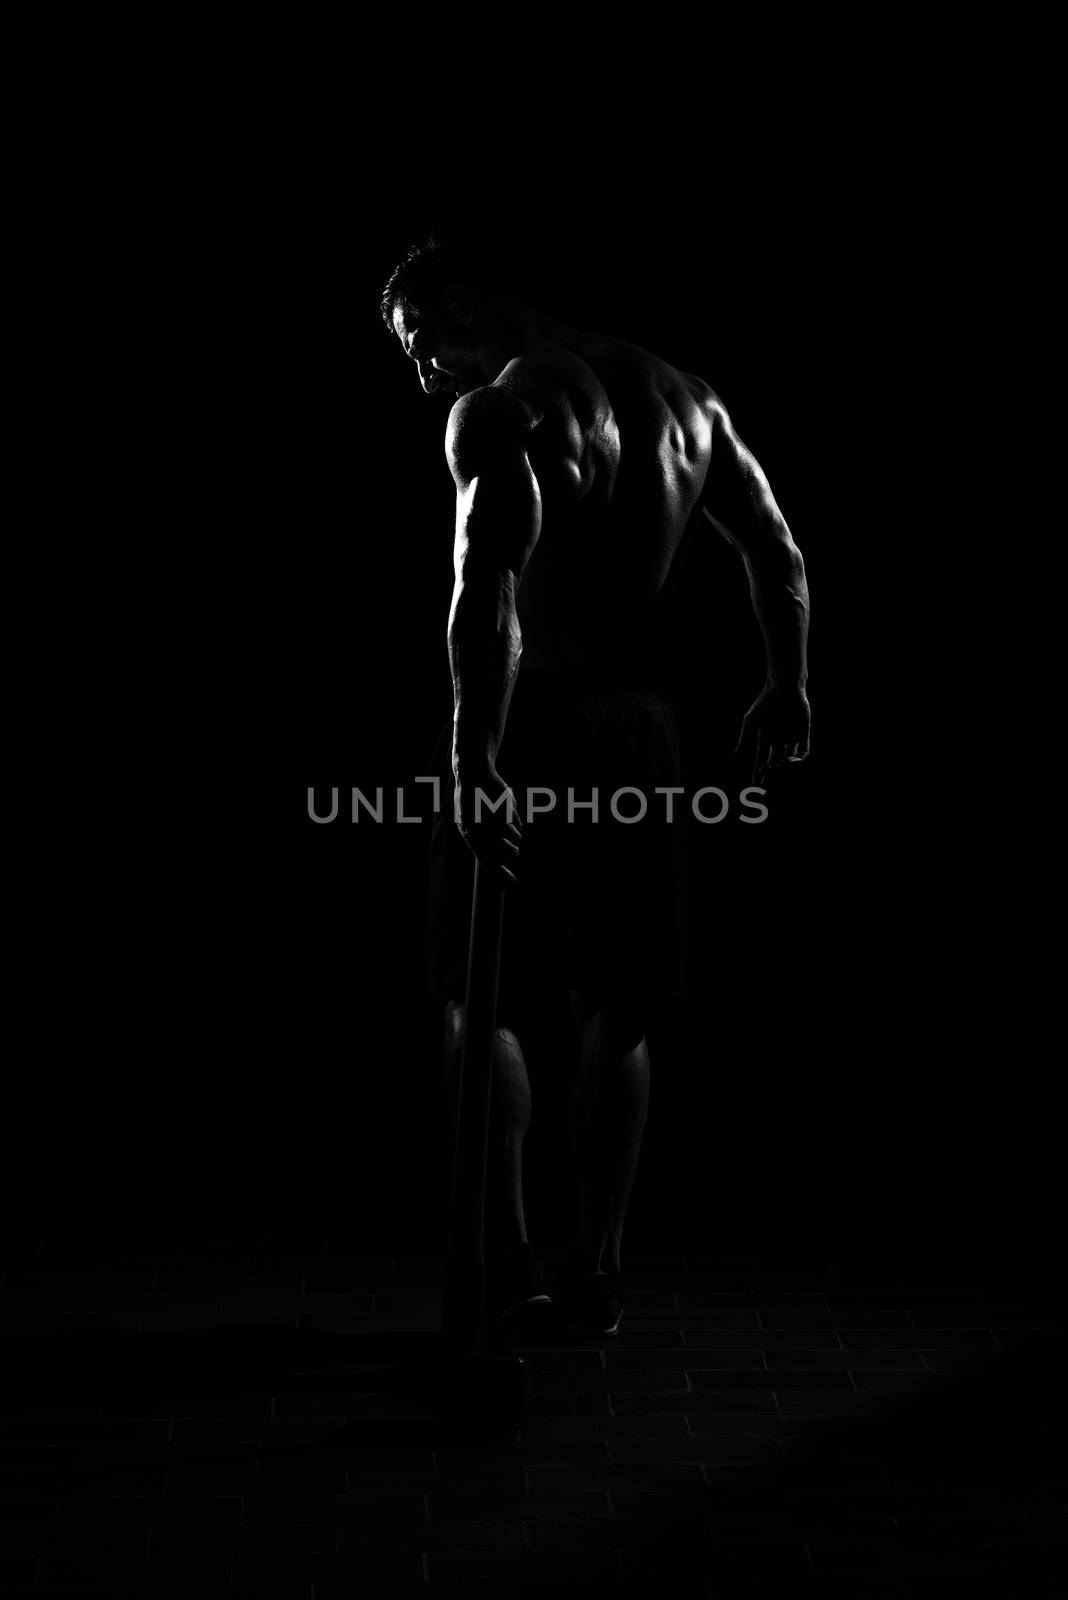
{"left": 555, "top": 1266, "right": 626, "bottom": 1338}
{"left": 484, "top": 1243, "right": 554, "bottom": 1349}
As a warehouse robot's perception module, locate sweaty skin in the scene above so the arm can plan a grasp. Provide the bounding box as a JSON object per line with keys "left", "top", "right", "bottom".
{"left": 392, "top": 292, "right": 810, "bottom": 880}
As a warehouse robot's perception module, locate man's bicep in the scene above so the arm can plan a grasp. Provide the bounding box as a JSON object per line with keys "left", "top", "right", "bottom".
{"left": 448, "top": 392, "right": 543, "bottom": 581}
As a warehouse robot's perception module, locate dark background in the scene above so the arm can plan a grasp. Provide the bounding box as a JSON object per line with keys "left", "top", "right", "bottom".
{"left": 24, "top": 128, "right": 1037, "bottom": 1275}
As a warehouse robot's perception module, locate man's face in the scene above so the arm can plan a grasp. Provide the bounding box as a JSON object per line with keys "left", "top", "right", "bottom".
{"left": 392, "top": 301, "right": 482, "bottom": 398}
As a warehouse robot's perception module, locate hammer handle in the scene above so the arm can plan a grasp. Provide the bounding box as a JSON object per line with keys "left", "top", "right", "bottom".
{"left": 442, "top": 861, "right": 506, "bottom": 1354}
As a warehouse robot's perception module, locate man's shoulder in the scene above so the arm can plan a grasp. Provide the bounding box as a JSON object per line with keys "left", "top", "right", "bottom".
{"left": 447, "top": 352, "right": 596, "bottom": 460}
{"left": 445, "top": 381, "right": 542, "bottom": 474}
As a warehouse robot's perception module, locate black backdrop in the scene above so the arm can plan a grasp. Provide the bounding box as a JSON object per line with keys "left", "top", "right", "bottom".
{"left": 28, "top": 135, "right": 1040, "bottom": 1275}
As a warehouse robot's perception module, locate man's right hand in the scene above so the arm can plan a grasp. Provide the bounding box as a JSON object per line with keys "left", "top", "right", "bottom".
{"left": 454, "top": 764, "right": 523, "bottom": 886}
{"left": 734, "top": 684, "right": 811, "bottom": 786}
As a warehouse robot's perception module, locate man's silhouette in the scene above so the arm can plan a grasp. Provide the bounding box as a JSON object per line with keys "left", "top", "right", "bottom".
{"left": 382, "top": 237, "right": 809, "bottom": 1342}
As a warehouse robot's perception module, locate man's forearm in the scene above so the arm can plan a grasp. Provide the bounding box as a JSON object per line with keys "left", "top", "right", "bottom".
{"left": 743, "top": 540, "right": 809, "bottom": 689}
{"left": 448, "top": 571, "right": 523, "bottom": 775}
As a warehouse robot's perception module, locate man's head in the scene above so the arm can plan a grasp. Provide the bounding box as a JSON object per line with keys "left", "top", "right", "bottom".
{"left": 381, "top": 235, "right": 513, "bottom": 398}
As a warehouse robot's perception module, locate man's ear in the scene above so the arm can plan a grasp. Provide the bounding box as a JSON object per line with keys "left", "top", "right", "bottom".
{"left": 444, "top": 282, "right": 475, "bottom": 326}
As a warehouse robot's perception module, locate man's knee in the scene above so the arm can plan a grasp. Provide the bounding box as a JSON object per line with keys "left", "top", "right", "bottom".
{"left": 578, "top": 992, "right": 645, "bottom": 1056}
{"left": 442, "top": 1000, "right": 521, "bottom": 1053}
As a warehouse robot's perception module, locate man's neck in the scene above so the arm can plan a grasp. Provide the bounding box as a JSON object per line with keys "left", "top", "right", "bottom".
{"left": 475, "top": 301, "right": 577, "bottom": 381}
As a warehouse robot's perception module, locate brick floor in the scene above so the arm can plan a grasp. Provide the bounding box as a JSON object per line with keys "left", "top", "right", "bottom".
{"left": 0, "top": 1247, "right": 1065, "bottom": 1595}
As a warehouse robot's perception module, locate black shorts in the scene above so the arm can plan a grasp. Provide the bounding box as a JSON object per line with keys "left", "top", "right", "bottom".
{"left": 427, "top": 670, "right": 685, "bottom": 1020}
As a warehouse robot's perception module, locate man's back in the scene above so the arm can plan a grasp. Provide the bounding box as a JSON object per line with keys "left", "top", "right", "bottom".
{"left": 475, "top": 327, "right": 718, "bottom": 680}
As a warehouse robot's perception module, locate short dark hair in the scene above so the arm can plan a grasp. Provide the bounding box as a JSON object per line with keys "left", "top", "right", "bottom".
{"left": 380, "top": 233, "right": 506, "bottom": 331}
